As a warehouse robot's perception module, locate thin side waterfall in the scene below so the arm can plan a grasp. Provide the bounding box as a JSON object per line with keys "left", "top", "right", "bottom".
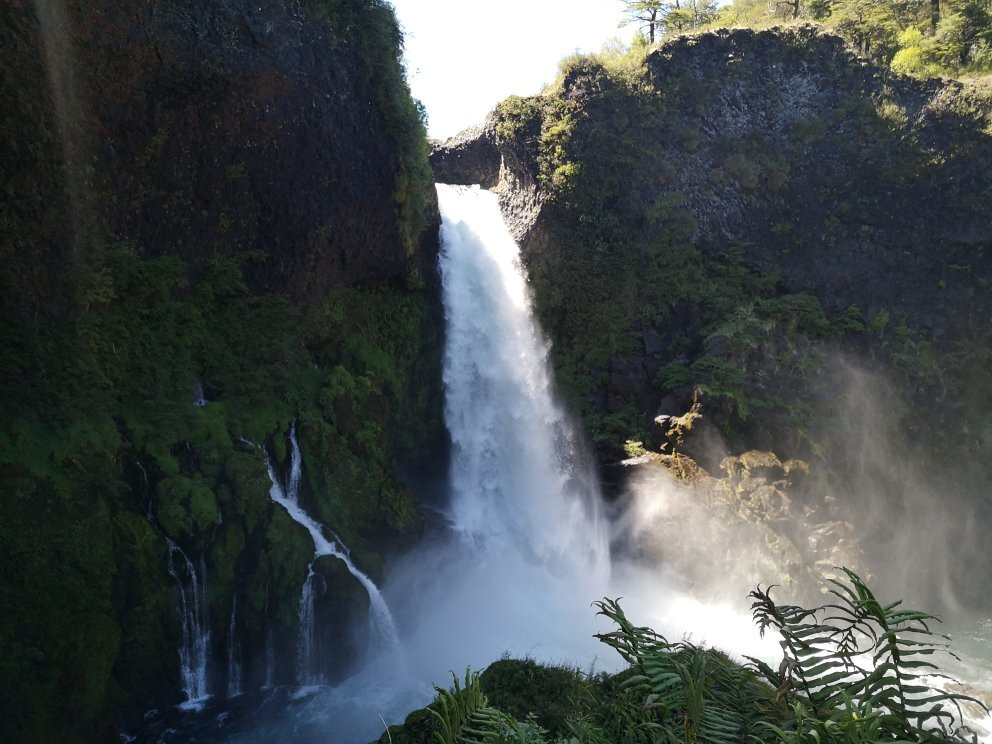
{"left": 227, "top": 594, "right": 242, "bottom": 698}
{"left": 296, "top": 567, "right": 320, "bottom": 685}
{"left": 263, "top": 423, "right": 401, "bottom": 685}
{"left": 165, "top": 542, "right": 210, "bottom": 707}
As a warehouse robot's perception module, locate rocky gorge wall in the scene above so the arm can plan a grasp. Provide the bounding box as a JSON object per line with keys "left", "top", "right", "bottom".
{"left": 432, "top": 26, "right": 992, "bottom": 609}
{"left": 0, "top": 1, "right": 444, "bottom": 741}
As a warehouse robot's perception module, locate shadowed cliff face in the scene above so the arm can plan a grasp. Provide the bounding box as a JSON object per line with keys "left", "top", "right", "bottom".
{"left": 433, "top": 27, "right": 992, "bottom": 335}
{"left": 2, "top": 0, "right": 437, "bottom": 315}
{"left": 0, "top": 1, "right": 444, "bottom": 741}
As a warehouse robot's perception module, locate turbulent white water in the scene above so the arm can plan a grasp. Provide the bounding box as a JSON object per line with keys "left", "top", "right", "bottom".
{"left": 166, "top": 542, "right": 211, "bottom": 708}
{"left": 439, "top": 185, "right": 610, "bottom": 571}
{"left": 377, "top": 186, "right": 617, "bottom": 685}
{"left": 264, "top": 424, "right": 401, "bottom": 686}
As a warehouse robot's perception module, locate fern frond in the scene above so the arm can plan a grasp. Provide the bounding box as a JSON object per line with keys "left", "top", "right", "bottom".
{"left": 429, "top": 668, "right": 548, "bottom": 744}
{"left": 751, "top": 568, "right": 988, "bottom": 742}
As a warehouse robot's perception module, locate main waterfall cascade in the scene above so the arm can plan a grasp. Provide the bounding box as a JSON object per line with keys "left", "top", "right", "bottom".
{"left": 438, "top": 185, "right": 610, "bottom": 571}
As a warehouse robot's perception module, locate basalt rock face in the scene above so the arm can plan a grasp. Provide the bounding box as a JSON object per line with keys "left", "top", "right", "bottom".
{"left": 429, "top": 125, "right": 501, "bottom": 190}
{"left": 0, "top": 1, "right": 443, "bottom": 741}
{"left": 2, "top": 0, "right": 436, "bottom": 313}
{"left": 433, "top": 27, "right": 992, "bottom": 337}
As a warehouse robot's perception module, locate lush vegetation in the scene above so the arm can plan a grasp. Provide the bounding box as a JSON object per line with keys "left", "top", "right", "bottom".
{"left": 0, "top": 0, "right": 443, "bottom": 740}
{"left": 705, "top": 0, "right": 992, "bottom": 77}
{"left": 382, "top": 570, "right": 985, "bottom": 743}
{"left": 0, "top": 239, "right": 444, "bottom": 742}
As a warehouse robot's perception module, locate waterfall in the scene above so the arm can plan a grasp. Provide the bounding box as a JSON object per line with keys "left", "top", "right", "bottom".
{"left": 263, "top": 423, "right": 401, "bottom": 686}
{"left": 296, "top": 567, "right": 320, "bottom": 685}
{"left": 438, "top": 184, "right": 610, "bottom": 569}
{"left": 227, "top": 594, "right": 242, "bottom": 698}
{"left": 368, "top": 185, "right": 614, "bottom": 690}
{"left": 165, "top": 542, "right": 210, "bottom": 708}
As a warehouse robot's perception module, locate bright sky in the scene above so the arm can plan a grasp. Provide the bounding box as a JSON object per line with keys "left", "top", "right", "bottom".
{"left": 390, "top": 0, "right": 632, "bottom": 139}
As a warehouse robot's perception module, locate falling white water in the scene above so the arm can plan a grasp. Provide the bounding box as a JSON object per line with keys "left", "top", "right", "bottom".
{"left": 375, "top": 185, "right": 616, "bottom": 691}
{"left": 296, "top": 567, "right": 321, "bottom": 685}
{"left": 385, "top": 186, "right": 775, "bottom": 689}
{"left": 227, "top": 594, "right": 242, "bottom": 698}
{"left": 263, "top": 424, "right": 401, "bottom": 686}
{"left": 165, "top": 542, "right": 210, "bottom": 708}
{"left": 438, "top": 184, "right": 609, "bottom": 570}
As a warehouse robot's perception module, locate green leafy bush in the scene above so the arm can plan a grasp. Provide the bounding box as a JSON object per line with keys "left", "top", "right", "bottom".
{"left": 412, "top": 570, "right": 986, "bottom": 744}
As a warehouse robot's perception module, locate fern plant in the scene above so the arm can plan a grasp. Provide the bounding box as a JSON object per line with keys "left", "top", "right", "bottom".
{"left": 595, "top": 597, "right": 773, "bottom": 743}
{"left": 430, "top": 669, "right": 548, "bottom": 744}
{"left": 421, "top": 570, "right": 985, "bottom": 744}
{"left": 748, "top": 567, "right": 986, "bottom": 742}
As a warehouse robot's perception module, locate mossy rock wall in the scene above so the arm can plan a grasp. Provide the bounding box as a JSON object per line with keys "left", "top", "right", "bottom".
{"left": 0, "top": 0, "right": 445, "bottom": 741}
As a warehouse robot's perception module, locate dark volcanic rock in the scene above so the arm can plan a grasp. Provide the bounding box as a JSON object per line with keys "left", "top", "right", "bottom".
{"left": 430, "top": 124, "right": 501, "bottom": 189}
{"left": 1, "top": 0, "right": 438, "bottom": 314}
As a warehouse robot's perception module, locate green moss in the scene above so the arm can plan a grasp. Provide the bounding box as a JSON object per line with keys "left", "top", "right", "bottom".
{"left": 479, "top": 659, "right": 585, "bottom": 736}
{"left": 0, "top": 1, "right": 443, "bottom": 738}
{"left": 70, "top": 613, "right": 123, "bottom": 728}
{"left": 222, "top": 450, "right": 273, "bottom": 532}
{"left": 493, "top": 95, "right": 545, "bottom": 142}
{"left": 262, "top": 507, "right": 313, "bottom": 627}
{"left": 208, "top": 522, "right": 246, "bottom": 615}
{"left": 154, "top": 476, "right": 220, "bottom": 543}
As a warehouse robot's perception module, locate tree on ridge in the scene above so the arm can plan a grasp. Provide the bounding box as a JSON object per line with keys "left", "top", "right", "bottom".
{"left": 620, "top": 0, "right": 719, "bottom": 43}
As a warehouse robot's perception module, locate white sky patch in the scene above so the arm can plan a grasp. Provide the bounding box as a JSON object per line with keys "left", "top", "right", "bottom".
{"left": 391, "top": 0, "right": 632, "bottom": 139}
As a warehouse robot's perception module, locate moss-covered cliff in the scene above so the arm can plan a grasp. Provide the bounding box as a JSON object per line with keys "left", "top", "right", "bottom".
{"left": 433, "top": 26, "right": 992, "bottom": 607}
{"left": 0, "top": 0, "right": 444, "bottom": 741}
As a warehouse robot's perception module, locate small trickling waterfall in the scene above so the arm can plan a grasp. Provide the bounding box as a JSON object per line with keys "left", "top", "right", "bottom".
{"left": 165, "top": 542, "right": 210, "bottom": 707}
{"left": 227, "top": 594, "right": 242, "bottom": 698}
{"left": 142, "top": 461, "right": 212, "bottom": 708}
{"left": 264, "top": 423, "right": 401, "bottom": 685}
{"left": 296, "top": 567, "right": 320, "bottom": 685}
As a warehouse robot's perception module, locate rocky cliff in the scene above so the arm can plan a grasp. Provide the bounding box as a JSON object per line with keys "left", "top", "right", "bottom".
{"left": 432, "top": 26, "right": 992, "bottom": 609}
{"left": 0, "top": 1, "right": 443, "bottom": 741}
